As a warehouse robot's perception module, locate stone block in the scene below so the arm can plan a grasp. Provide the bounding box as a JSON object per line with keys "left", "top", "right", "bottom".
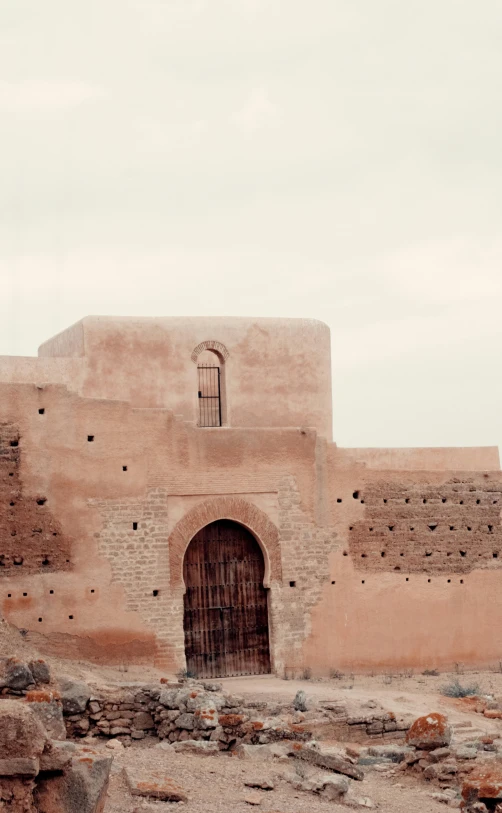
{"left": 39, "top": 742, "right": 76, "bottom": 772}
{"left": 0, "top": 758, "right": 39, "bottom": 776}
{"left": 125, "top": 766, "right": 187, "bottom": 801}
{"left": 27, "top": 699, "right": 66, "bottom": 740}
{"left": 174, "top": 713, "right": 195, "bottom": 730}
{"left": 59, "top": 678, "right": 91, "bottom": 715}
{"left": 34, "top": 749, "right": 112, "bottom": 813}
{"left": 0, "top": 701, "right": 48, "bottom": 759}
{"left": 28, "top": 660, "right": 51, "bottom": 685}
{"left": 406, "top": 713, "right": 451, "bottom": 750}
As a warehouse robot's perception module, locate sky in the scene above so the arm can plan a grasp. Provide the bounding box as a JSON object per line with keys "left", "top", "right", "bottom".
{"left": 0, "top": 0, "right": 501, "bottom": 456}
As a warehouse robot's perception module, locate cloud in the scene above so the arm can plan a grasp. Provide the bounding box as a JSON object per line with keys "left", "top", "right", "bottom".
{"left": 231, "top": 87, "right": 278, "bottom": 133}
{"left": 0, "top": 80, "right": 106, "bottom": 113}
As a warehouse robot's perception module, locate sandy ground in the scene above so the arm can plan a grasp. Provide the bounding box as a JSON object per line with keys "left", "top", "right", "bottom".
{"left": 100, "top": 738, "right": 451, "bottom": 813}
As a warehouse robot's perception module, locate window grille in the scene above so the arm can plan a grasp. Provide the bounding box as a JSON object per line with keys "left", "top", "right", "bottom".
{"left": 197, "top": 365, "right": 222, "bottom": 427}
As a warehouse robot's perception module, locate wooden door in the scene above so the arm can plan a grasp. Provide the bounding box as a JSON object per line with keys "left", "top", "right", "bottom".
{"left": 183, "top": 520, "right": 271, "bottom": 678}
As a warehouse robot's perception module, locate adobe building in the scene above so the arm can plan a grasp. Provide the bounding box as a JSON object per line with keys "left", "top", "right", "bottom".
{"left": 0, "top": 316, "right": 501, "bottom": 678}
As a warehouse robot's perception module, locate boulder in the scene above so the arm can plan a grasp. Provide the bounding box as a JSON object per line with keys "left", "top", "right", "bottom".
{"left": 406, "top": 713, "right": 451, "bottom": 750}
{"left": 0, "top": 700, "right": 48, "bottom": 759}
{"left": 58, "top": 678, "right": 91, "bottom": 715}
{"left": 461, "top": 763, "right": 502, "bottom": 810}
{"left": 0, "top": 658, "right": 35, "bottom": 691}
{"left": 174, "top": 713, "right": 195, "bottom": 730}
{"left": 39, "top": 742, "right": 76, "bottom": 772}
{"left": 293, "top": 691, "right": 308, "bottom": 712}
{"left": 34, "top": 749, "right": 112, "bottom": 813}
{"left": 28, "top": 660, "right": 51, "bottom": 685}
{"left": 26, "top": 694, "right": 66, "bottom": 740}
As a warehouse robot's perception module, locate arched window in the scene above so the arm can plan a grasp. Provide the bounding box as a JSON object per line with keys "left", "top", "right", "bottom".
{"left": 191, "top": 341, "right": 229, "bottom": 427}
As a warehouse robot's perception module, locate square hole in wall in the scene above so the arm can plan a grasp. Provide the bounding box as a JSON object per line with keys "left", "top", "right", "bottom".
{"left": 22, "top": 592, "right": 27, "bottom": 597}
{"left": 289, "top": 581, "right": 296, "bottom": 587}
{"left": 38, "top": 408, "right": 45, "bottom": 415}
{"left": 10, "top": 440, "right": 19, "bottom": 447}
{"left": 133, "top": 522, "right": 138, "bottom": 531}
{"left": 68, "top": 615, "right": 74, "bottom": 620}
{"left": 122, "top": 466, "right": 128, "bottom": 471}
{"left": 38, "top": 618, "right": 42, "bottom": 622}
{"left": 153, "top": 589, "right": 159, "bottom": 597}
{"left": 49, "top": 590, "right": 54, "bottom": 594}
{"left": 87, "top": 435, "right": 94, "bottom": 442}
{"left": 90, "top": 589, "right": 95, "bottom": 594}
{"left": 331, "top": 580, "right": 335, "bottom": 585}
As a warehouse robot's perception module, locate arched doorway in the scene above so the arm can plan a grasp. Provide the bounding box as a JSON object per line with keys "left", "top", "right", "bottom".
{"left": 183, "top": 519, "right": 271, "bottom": 678}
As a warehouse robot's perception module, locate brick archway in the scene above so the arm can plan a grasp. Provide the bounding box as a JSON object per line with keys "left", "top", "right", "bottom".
{"left": 168, "top": 497, "right": 282, "bottom": 589}
{"left": 191, "top": 340, "right": 230, "bottom": 363}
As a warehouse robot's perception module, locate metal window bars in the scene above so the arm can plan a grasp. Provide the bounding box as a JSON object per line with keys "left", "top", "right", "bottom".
{"left": 197, "top": 365, "right": 222, "bottom": 427}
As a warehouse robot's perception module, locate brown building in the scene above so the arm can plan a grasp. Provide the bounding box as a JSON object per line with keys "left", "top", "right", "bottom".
{"left": 0, "top": 316, "right": 500, "bottom": 677}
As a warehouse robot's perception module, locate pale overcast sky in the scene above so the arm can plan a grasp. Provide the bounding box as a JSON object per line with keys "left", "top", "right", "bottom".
{"left": 1, "top": 0, "right": 501, "bottom": 455}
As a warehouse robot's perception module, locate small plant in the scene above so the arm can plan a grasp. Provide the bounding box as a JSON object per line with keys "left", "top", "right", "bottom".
{"left": 176, "top": 667, "right": 198, "bottom": 680}
{"left": 422, "top": 668, "right": 440, "bottom": 677}
{"left": 329, "top": 669, "right": 345, "bottom": 680}
{"left": 302, "top": 666, "right": 312, "bottom": 681}
{"left": 440, "top": 678, "right": 480, "bottom": 698}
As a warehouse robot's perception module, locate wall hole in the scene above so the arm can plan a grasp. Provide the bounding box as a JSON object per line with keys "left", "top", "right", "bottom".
{"left": 37, "top": 498, "right": 47, "bottom": 506}
{"left": 349, "top": 526, "right": 353, "bottom": 532}
{"left": 11, "top": 531, "right": 16, "bottom": 536}
{"left": 68, "top": 615, "right": 74, "bottom": 620}
{"left": 13, "top": 556, "right": 23, "bottom": 565}
{"left": 405, "top": 577, "right": 409, "bottom": 581}
{"left": 343, "top": 551, "right": 348, "bottom": 556}
{"left": 38, "top": 408, "right": 45, "bottom": 415}
{"left": 381, "top": 551, "right": 386, "bottom": 557}
{"left": 41, "top": 557, "right": 49, "bottom": 566}
{"left": 87, "top": 435, "right": 94, "bottom": 442}
{"left": 388, "top": 525, "right": 395, "bottom": 531}
{"left": 460, "top": 579, "right": 464, "bottom": 584}
{"left": 352, "top": 491, "right": 360, "bottom": 499}
{"left": 361, "top": 580, "right": 365, "bottom": 583}
{"left": 459, "top": 500, "right": 464, "bottom": 505}
{"left": 122, "top": 466, "right": 128, "bottom": 472}
{"left": 331, "top": 580, "right": 336, "bottom": 585}
{"left": 428, "top": 579, "right": 431, "bottom": 583}
{"left": 383, "top": 499, "right": 387, "bottom": 504}
{"left": 447, "top": 552, "right": 452, "bottom": 557}
{"left": 442, "top": 498, "right": 447, "bottom": 503}
{"left": 400, "top": 552, "right": 404, "bottom": 556}
{"left": 289, "top": 581, "right": 296, "bottom": 588}
{"left": 476, "top": 499, "right": 481, "bottom": 505}
{"left": 38, "top": 618, "right": 42, "bottom": 622}
{"left": 493, "top": 500, "right": 499, "bottom": 504}
{"left": 9, "top": 501, "right": 15, "bottom": 507}
{"left": 361, "top": 553, "right": 367, "bottom": 558}
{"left": 425, "top": 551, "right": 432, "bottom": 557}
{"left": 447, "top": 579, "right": 451, "bottom": 583}
{"left": 493, "top": 552, "right": 499, "bottom": 559}
{"left": 423, "top": 499, "right": 427, "bottom": 504}
{"left": 152, "top": 589, "right": 159, "bottom": 596}
{"left": 336, "top": 498, "right": 342, "bottom": 503}
{"left": 410, "top": 526, "right": 415, "bottom": 531}
{"left": 369, "top": 527, "right": 373, "bottom": 532}
{"left": 90, "top": 589, "right": 95, "bottom": 593}
{"left": 49, "top": 590, "right": 54, "bottom": 594}
{"left": 428, "top": 523, "right": 437, "bottom": 532}
{"left": 394, "top": 566, "right": 400, "bottom": 571}
{"left": 360, "top": 499, "right": 365, "bottom": 504}
{"left": 467, "top": 527, "right": 472, "bottom": 531}
{"left": 8, "top": 472, "right": 13, "bottom": 477}
{"left": 133, "top": 522, "right": 138, "bottom": 530}
{"left": 10, "top": 440, "right": 18, "bottom": 447}
{"left": 405, "top": 498, "right": 410, "bottom": 504}
{"left": 22, "top": 592, "right": 27, "bottom": 597}
{"left": 488, "top": 525, "right": 494, "bottom": 533}
{"left": 459, "top": 550, "right": 467, "bottom": 557}
{"left": 449, "top": 526, "right": 454, "bottom": 531}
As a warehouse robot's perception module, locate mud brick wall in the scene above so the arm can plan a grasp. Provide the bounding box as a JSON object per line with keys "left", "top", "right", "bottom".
{"left": 348, "top": 477, "right": 502, "bottom": 575}
{"left": 0, "top": 424, "right": 72, "bottom": 576}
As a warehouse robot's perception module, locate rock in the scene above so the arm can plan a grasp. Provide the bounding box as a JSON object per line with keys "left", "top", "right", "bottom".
{"left": 59, "top": 677, "right": 91, "bottom": 715}
{"left": 367, "top": 745, "right": 411, "bottom": 763}
{"left": 219, "top": 713, "right": 246, "bottom": 727}
{"left": 462, "top": 763, "right": 502, "bottom": 809}
{"left": 346, "top": 795, "right": 377, "bottom": 808}
{"left": 39, "top": 741, "right": 76, "bottom": 772}
{"left": 0, "top": 658, "right": 35, "bottom": 691}
{"left": 133, "top": 712, "right": 155, "bottom": 730}
{"left": 105, "top": 739, "right": 124, "bottom": 752}
{"left": 203, "top": 682, "right": 222, "bottom": 692}
{"left": 0, "top": 758, "right": 40, "bottom": 776}
{"left": 428, "top": 747, "right": 452, "bottom": 763}
{"left": 28, "top": 660, "right": 51, "bottom": 685}
{"left": 294, "top": 743, "right": 364, "bottom": 780}
{"left": 293, "top": 691, "right": 308, "bottom": 712}
{"left": 172, "top": 740, "right": 219, "bottom": 755}
{"left": 234, "top": 743, "right": 293, "bottom": 760}
{"left": 26, "top": 696, "right": 66, "bottom": 740}
{"left": 406, "top": 713, "right": 452, "bottom": 750}
{"left": 484, "top": 710, "right": 502, "bottom": 720}
{"left": 174, "top": 712, "right": 195, "bottom": 730}
{"left": 0, "top": 700, "right": 48, "bottom": 759}
{"left": 453, "top": 745, "right": 478, "bottom": 760}
{"left": 244, "top": 777, "right": 275, "bottom": 790}
{"left": 125, "top": 766, "right": 187, "bottom": 802}
{"left": 194, "top": 703, "right": 219, "bottom": 730}
{"left": 243, "top": 792, "right": 262, "bottom": 805}
{"left": 320, "top": 774, "right": 350, "bottom": 801}
{"left": 34, "top": 749, "right": 112, "bottom": 813}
